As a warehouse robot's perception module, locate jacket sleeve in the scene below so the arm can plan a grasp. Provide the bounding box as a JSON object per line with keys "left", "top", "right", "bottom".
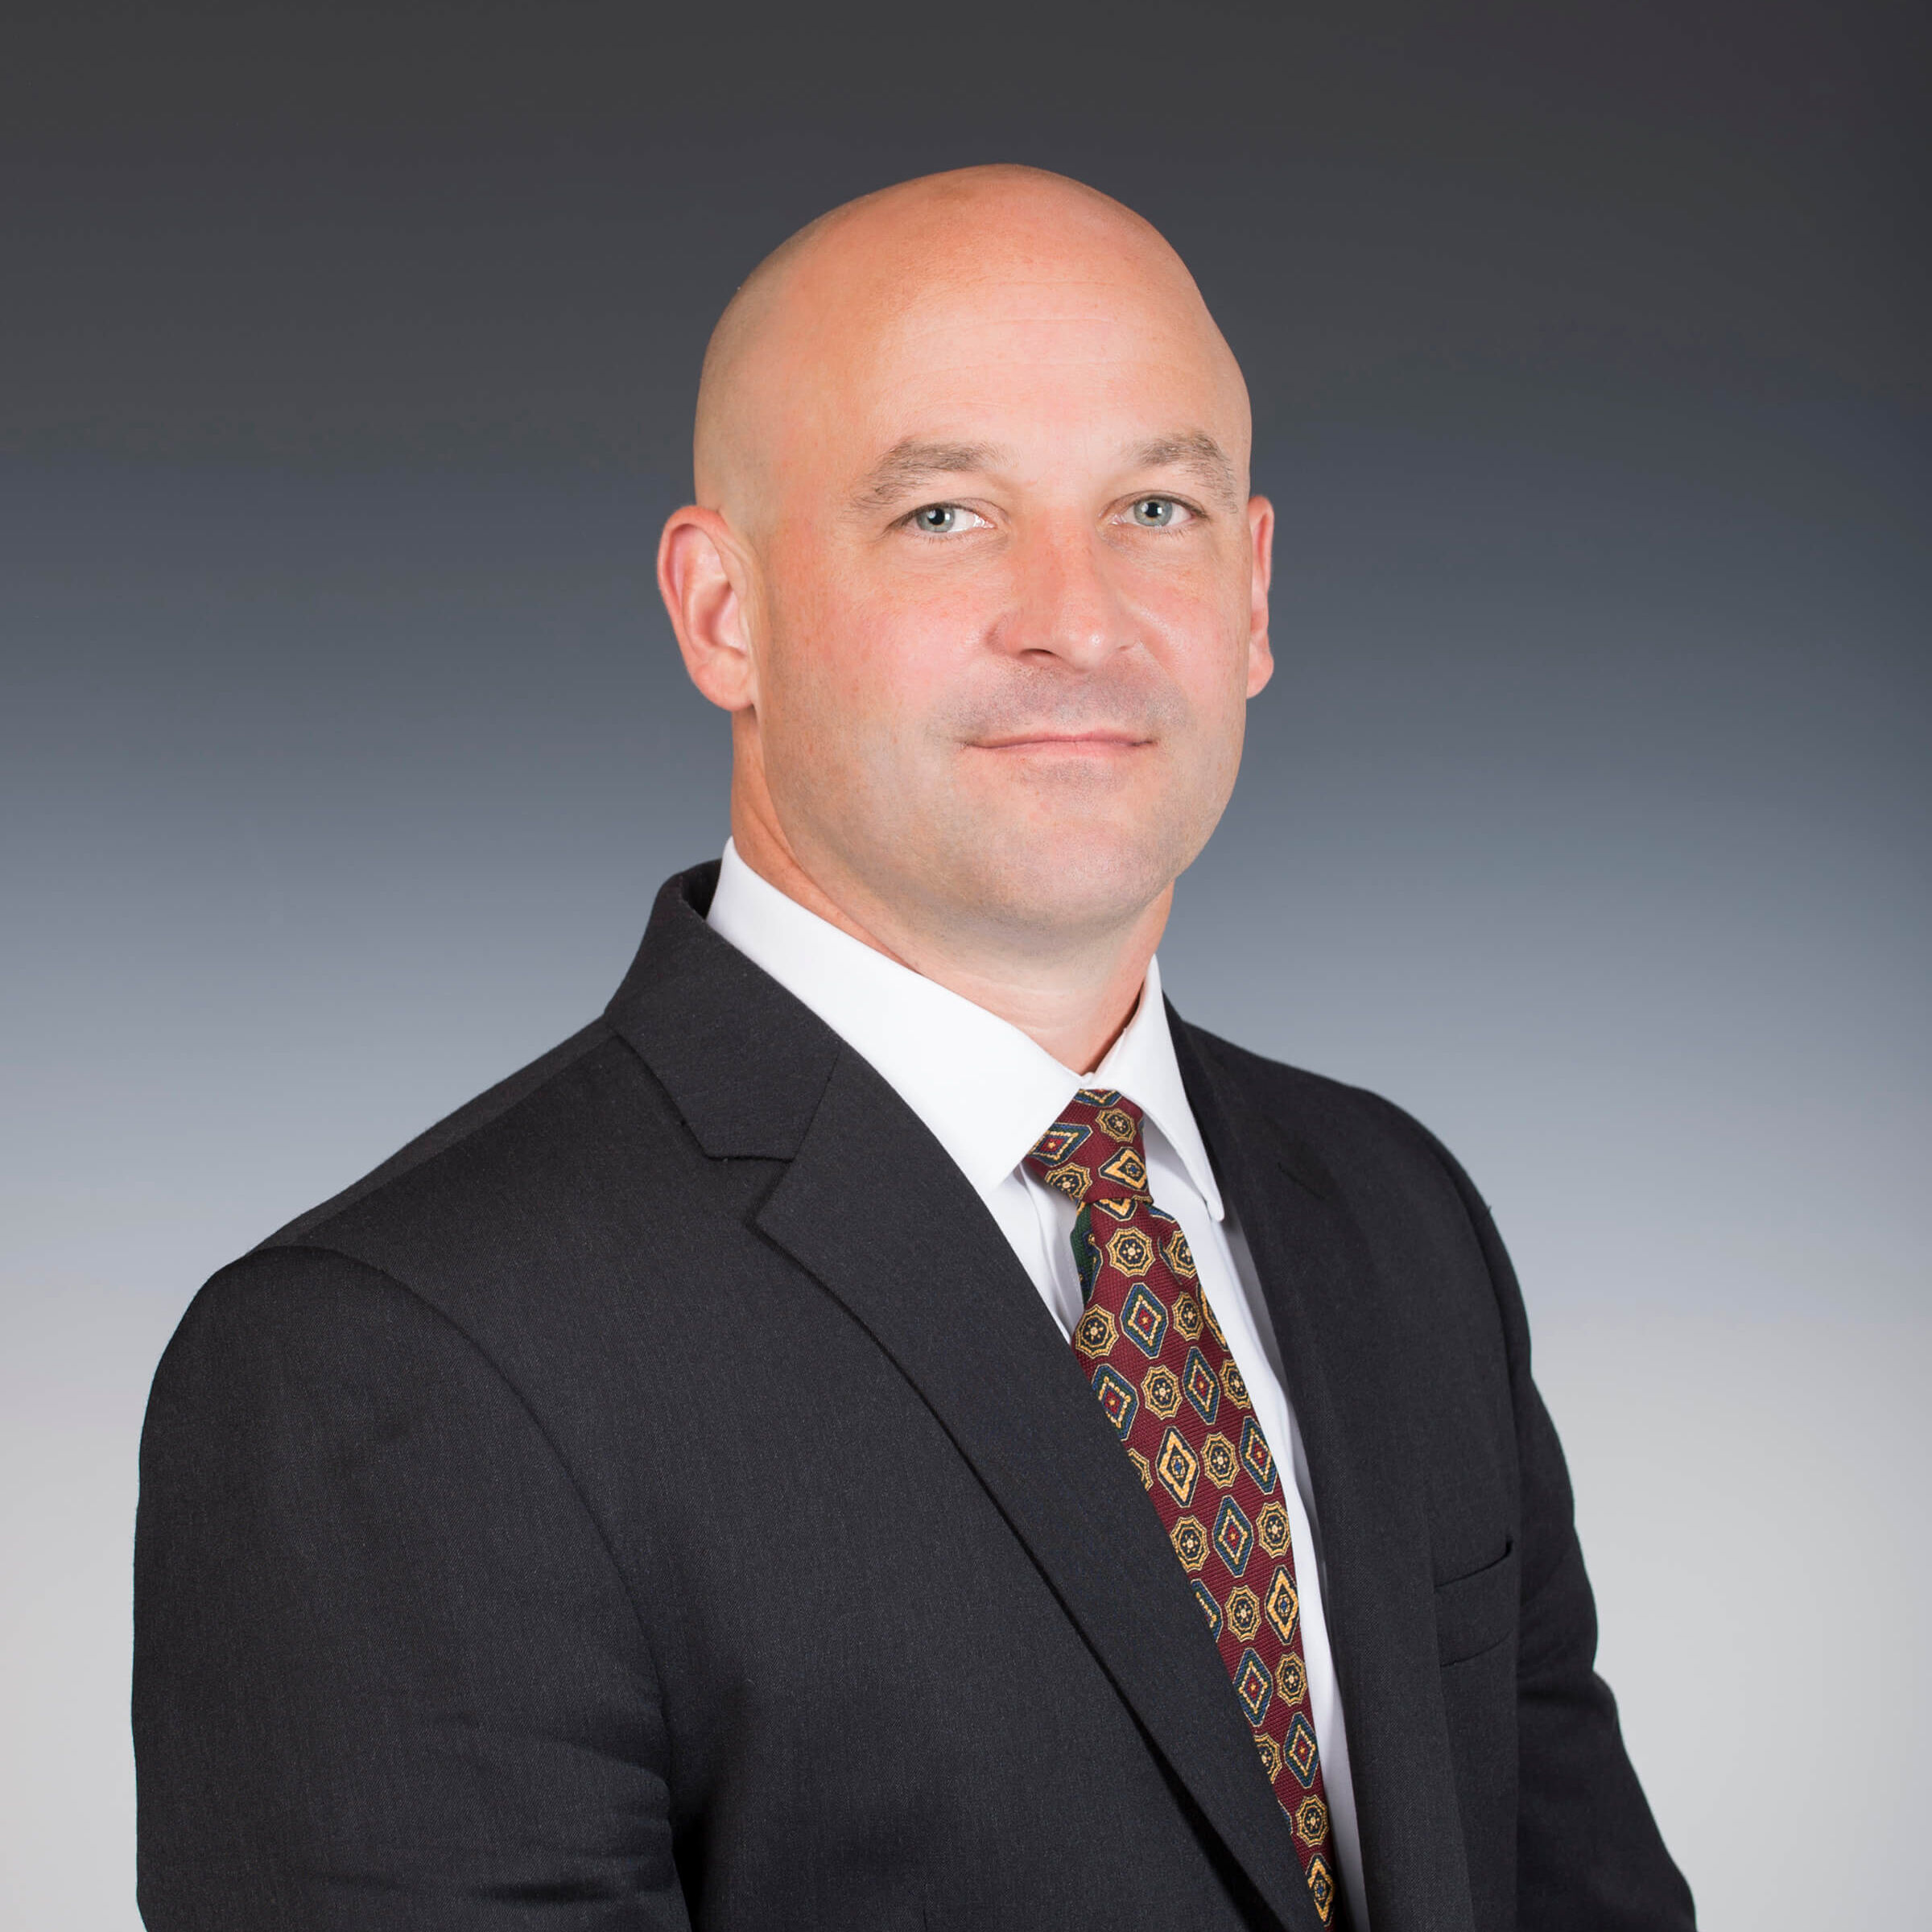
{"left": 1435, "top": 1153, "right": 1697, "bottom": 1930}
{"left": 133, "top": 1245, "right": 692, "bottom": 1931}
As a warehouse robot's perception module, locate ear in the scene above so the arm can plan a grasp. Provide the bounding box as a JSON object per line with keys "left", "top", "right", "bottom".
{"left": 1245, "top": 494, "right": 1275, "bottom": 699}
{"left": 658, "top": 506, "right": 759, "bottom": 712}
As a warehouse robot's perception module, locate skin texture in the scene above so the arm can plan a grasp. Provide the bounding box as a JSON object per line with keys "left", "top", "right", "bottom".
{"left": 658, "top": 165, "right": 1273, "bottom": 1072}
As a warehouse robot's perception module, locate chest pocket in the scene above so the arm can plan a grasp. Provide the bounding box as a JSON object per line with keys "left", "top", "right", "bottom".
{"left": 1433, "top": 1541, "right": 1517, "bottom": 1666}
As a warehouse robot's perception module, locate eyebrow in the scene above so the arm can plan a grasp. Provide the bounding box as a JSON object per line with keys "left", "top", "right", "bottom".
{"left": 852, "top": 440, "right": 1008, "bottom": 511}
{"left": 848, "top": 427, "right": 1243, "bottom": 514}
{"left": 1131, "top": 431, "right": 1242, "bottom": 510}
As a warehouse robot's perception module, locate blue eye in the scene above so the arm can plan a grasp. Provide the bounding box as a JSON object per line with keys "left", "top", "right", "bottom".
{"left": 1131, "top": 498, "right": 1176, "bottom": 527}
{"left": 914, "top": 504, "right": 960, "bottom": 533}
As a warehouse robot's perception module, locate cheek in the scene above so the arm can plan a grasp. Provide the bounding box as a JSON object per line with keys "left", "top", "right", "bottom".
{"left": 773, "top": 559, "right": 985, "bottom": 736}
{"left": 1131, "top": 572, "right": 1255, "bottom": 708}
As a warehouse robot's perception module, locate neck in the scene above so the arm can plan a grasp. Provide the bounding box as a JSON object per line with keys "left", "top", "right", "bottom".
{"left": 729, "top": 802, "right": 1168, "bottom": 1077}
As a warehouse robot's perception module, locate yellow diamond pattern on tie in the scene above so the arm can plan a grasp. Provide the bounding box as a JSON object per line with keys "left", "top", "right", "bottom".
{"left": 1027, "top": 1089, "right": 1344, "bottom": 1926}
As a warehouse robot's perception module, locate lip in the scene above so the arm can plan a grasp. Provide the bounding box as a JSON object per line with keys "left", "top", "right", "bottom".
{"left": 970, "top": 733, "right": 1151, "bottom": 751}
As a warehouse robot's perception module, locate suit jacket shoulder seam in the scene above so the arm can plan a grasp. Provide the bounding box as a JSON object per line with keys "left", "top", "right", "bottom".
{"left": 262, "top": 1016, "right": 618, "bottom": 1249}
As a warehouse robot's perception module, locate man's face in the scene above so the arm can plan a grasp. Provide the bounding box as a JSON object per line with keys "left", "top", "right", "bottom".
{"left": 712, "top": 195, "right": 1272, "bottom": 958}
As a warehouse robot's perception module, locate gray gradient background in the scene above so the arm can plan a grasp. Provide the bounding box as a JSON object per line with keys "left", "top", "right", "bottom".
{"left": 3, "top": 2, "right": 1926, "bottom": 1924}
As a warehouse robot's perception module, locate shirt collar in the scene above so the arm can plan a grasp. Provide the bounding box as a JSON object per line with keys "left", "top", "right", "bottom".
{"left": 705, "top": 841, "right": 1224, "bottom": 1220}
{"left": 1089, "top": 956, "right": 1225, "bottom": 1222}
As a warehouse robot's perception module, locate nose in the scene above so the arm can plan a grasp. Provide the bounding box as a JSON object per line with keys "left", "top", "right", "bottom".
{"left": 995, "top": 520, "right": 1139, "bottom": 671}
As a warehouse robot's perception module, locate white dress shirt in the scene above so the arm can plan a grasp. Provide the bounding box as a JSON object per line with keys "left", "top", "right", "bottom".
{"left": 708, "top": 841, "right": 1367, "bottom": 1918}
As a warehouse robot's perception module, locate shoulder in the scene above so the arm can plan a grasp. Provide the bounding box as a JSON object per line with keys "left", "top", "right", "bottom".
{"left": 155, "top": 1005, "right": 730, "bottom": 1447}
{"left": 263, "top": 1017, "right": 621, "bottom": 1249}
{"left": 197, "top": 1007, "right": 713, "bottom": 1335}
{"left": 1176, "top": 1018, "right": 1535, "bottom": 1389}
{"left": 1179, "top": 1019, "right": 1488, "bottom": 1221}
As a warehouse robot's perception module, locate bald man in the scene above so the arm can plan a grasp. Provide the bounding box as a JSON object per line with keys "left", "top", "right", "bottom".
{"left": 134, "top": 169, "right": 1695, "bottom": 1932}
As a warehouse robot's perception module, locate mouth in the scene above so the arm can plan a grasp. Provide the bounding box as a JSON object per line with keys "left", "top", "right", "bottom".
{"left": 969, "top": 731, "right": 1152, "bottom": 753}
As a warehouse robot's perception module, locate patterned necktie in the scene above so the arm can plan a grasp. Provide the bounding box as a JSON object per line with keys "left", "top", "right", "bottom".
{"left": 1026, "top": 1088, "right": 1341, "bottom": 1928}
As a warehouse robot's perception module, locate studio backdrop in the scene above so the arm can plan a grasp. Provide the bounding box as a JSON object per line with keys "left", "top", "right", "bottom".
{"left": 2, "top": 3, "right": 1926, "bottom": 1926}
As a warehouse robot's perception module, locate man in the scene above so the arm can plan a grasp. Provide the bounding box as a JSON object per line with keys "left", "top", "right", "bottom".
{"left": 134, "top": 166, "right": 1695, "bottom": 1930}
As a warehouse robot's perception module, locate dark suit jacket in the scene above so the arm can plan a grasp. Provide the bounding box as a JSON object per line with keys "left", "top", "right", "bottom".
{"left": 134, "top": 863, "right": 1694, "bottom": 1931}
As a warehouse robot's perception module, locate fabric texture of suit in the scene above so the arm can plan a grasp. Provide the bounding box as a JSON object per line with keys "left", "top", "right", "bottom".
{"left": 134, "top": 863, "right": 1695, "bottom": 1930}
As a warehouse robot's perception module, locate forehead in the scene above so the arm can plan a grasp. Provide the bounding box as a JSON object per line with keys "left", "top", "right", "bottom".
{"left": 781, "top": 242, "right": 1245, "bottom": 481}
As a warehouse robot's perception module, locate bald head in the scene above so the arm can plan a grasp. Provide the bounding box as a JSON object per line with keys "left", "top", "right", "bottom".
{"left": 658, "top": 165, "right": 1273, "bottom": 1063}
{"left": 692, "top": 166, "right": 1249, "bottom": 526}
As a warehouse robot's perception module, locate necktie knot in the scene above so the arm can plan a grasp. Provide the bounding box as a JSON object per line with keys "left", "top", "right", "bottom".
{"left": 1026, "top": 1088, "right": 1151, "bottom": 1208}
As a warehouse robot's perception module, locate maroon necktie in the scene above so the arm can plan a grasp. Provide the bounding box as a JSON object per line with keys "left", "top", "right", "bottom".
{"left": 1026, "top": 1088, "right": 1341, "bottom": 1927}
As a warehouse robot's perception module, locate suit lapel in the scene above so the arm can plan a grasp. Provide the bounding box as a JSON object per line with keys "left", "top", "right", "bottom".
{"left": 757, "top": 1046, "right": 1323, "bottom": 1932}
{"left": 610, "top": 871, "right": 1320, "bottom": 1932}
{"left": 1173, "top": 1018, "right": 1476, "bottom": 1932}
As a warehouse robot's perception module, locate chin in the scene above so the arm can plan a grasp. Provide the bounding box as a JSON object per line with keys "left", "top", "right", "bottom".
{"left": 948, "top": 824, "right": 1187, "bottom": 939}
